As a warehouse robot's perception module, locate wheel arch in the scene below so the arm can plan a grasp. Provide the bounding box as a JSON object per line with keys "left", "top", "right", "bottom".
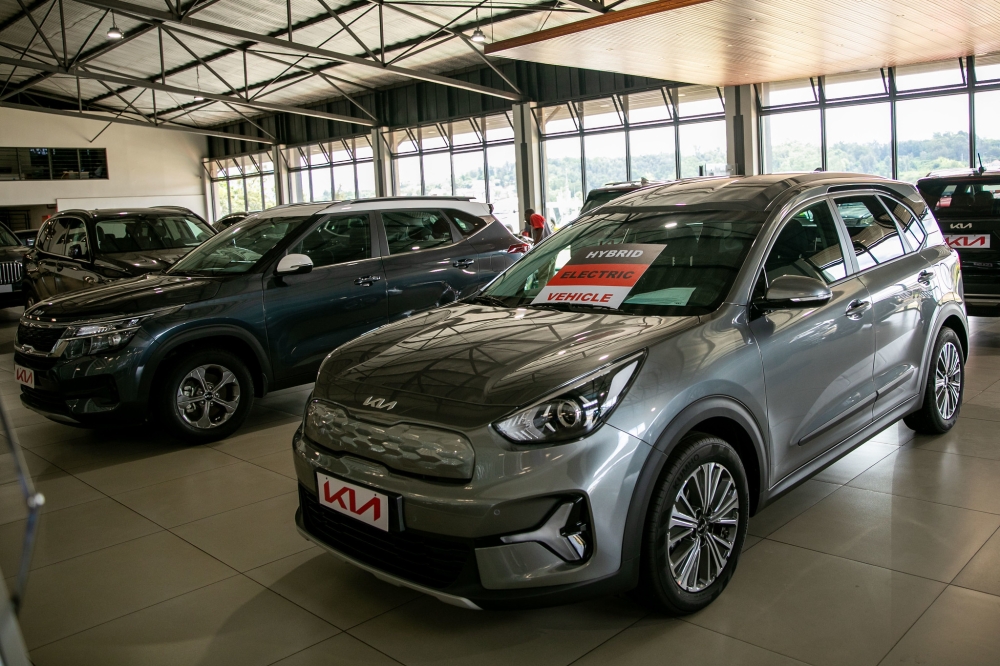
{"left": 138, "top": 326, "right": 273, "bottom": 406}
{"left": 910, "top": 304, "right": 969, "bottom": 414}
{"left": 619, "top": 396, "right": 768, "bottom": 578}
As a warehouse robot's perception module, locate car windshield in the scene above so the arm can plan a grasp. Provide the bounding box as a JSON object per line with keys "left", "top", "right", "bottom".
{"left": 580, "top": 190, "right": 631, "bottom": 214}
{"left": 94, "top": 215, "right": 213, "bottom": 253}
{"left": 480, "top": 210, "right": 764, "bottom": 316}
{"left": 0, "top": 225, "right": 19, "bottom": 247}
{"left": 917, "top": 178, "right": 1000, "bottom": 218}
{"left": 168, "top": 214, "right": 312, "bottom": 276}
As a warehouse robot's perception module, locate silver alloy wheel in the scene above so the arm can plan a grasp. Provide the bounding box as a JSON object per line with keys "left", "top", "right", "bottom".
{"left": 175, "top": 364, "right": 241, "bottom": 429}
{"left": 934, "top": 341, "right": 962, "bottom": 421}
{"left": 667, "top": 461, "right": 739, "bottom": 593}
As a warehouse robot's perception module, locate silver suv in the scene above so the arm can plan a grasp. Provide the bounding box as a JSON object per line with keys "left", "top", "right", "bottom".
{"left": 293, "top": 173, "right": 967, "bottom": 612}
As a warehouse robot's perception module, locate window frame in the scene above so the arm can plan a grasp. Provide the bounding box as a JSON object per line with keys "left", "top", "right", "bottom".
{"left": 285, "top": 212, "right": 381, "bottom": 270}
{"left": 830, "top": 190, "right": 911, "bottom": 273}
{"left": 374, "top": 209, "right": 462, "bottom": 257}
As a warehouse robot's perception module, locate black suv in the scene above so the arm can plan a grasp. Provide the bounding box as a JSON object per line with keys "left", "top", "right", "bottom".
{"left": 0, "top": 222, "right": 28, "bottom": 308}
{"left": 917, "top": 168, "right": 1000, "bottom": 315}
{"left": 13, "top": 198, "right": 524, "bottom": 441}
{"left": 23, "top": 208, "right": 216, "bottom": 307}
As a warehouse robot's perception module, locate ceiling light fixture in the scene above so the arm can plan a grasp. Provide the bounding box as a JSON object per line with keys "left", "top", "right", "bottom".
{"left": 107, "top": 12, "right": 123, "bottom": 40}
{"left": 471, "top": 6, "right": 487, "bottom": 43}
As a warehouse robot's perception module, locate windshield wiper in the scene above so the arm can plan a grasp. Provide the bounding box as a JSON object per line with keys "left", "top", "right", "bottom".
{"left": 467, "top": 294, "right": 511, "bottom": 308}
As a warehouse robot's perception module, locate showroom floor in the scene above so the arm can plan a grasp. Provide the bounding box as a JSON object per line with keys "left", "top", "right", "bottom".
{"left": 2, "top": 311, "right": 1000, "bottom": 666}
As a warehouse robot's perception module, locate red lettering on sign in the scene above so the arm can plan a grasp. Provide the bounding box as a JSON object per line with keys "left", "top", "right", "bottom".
{"left": 323, "top": 481, "right": 382, "bottom": 521}
{"left": 15, "top": 367, "right": 32, "bottom": 384}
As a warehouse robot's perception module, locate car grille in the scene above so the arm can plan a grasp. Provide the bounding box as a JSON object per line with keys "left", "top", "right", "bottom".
{"left": 16, "top": 323, "right": 66, "bottom": 354}
{"left": 0, "top": 261, "right": 22, "bottom": 285}
{"left": 299, "top": 485, "right": 472, "bottom": 589}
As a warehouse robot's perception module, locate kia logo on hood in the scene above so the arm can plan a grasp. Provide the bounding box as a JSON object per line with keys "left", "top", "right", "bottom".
{"left": 363, "top": 396, "right": 396, "bottom": 410}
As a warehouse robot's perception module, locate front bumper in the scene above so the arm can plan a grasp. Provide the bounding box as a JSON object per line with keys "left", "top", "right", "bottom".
{"left": 293, "top": 418, "right": 651, "bottom": 609}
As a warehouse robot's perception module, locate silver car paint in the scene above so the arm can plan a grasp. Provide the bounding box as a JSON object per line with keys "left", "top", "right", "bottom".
{"left": 295, "top": 174, "right": 967, "bottom": 602}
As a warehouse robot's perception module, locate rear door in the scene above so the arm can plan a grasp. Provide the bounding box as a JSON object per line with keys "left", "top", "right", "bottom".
{"left": 263, "top": 213, "right": 387, "bottom": 387}
{"left": 833, "top": 194, "right": 930, "bottom": 420}
{"left": 376, "top": 209, "right": 480, "bottom": 322}
{"left": 445, "top": 208, "right": 516, "bottom": 281}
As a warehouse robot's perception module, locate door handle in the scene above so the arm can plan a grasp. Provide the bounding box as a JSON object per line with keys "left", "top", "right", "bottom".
{"left": 354, "top": 275, "right": 382, "bottom": 287}
{"left": 845, "top": 299, "right": 871, "bottom": 320}
{"left": 452, "top": 259, "right": 475, "bottom": 268}
{"left": 917, "top": 270, "right": 933, "bottom": 285}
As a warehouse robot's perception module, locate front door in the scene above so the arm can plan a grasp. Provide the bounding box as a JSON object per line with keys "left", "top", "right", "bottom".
{"left": 47, "top": 217, "right": 100, "bottom": 295}
{"left": 834, "top": 194, "right": 935, "bottom": 419}
{"left": 263, "top": 213, "right": 387, "bottom": 388}
{"left": 377, "top": 209, "right": 481, "bottom": 322}
{"left": 749, "top": 199, "right": 877, "bottom": 483}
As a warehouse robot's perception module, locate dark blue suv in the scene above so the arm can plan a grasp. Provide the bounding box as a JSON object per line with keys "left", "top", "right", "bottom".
{"left": 13, "top": 197, "right": 526, "bottom": 442}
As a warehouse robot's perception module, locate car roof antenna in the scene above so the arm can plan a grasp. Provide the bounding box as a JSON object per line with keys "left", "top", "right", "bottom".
{"left": 978, "top": 152, "right": 986, "bottom": 175}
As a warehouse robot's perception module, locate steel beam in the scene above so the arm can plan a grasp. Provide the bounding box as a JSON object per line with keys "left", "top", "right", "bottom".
{"left": 73, "top": 0, "right": 523, "bottom": 101}
{"left": 0, "top": 54, "right": 375, "bottom": 125}
{"left": 559, "top": 0, "right": 606, "bottom": 13}
{"left": 0, "top": 100, "right": 273, "bottom": 142}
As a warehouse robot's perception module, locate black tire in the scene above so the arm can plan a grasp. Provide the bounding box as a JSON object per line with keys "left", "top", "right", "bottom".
{"left": 158, "top": 348, "right": 255, "bottom": 443}
{"left": 904, "top": 327, "right": 964, "bottom": 434}
{"left": 637, "top": 432, "right": 749, "bottom": 615}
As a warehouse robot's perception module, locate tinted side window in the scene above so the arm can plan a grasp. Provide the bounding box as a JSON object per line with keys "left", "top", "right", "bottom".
{"left": 765, "top": 201, "right": 847, "bottom": 285}
{"left": 834, "top": 196, "right": 906, "bottom": 270}
{"left": 35, "top": 220, "right": 56, "bottom": 253}
{"left": 880, "top": 196, "right": 926, "bottom": 250}
{"left": 47, "top": 218, "right": 89, "bottom": 258}
{"left": 290, "top": 215, "right": 371, "bottom": 268}
{"left": 447, "top": 209, "right": 489, "bottom": 237}
{"left": 382, "top": 210, "right": 454, "bottom": 255}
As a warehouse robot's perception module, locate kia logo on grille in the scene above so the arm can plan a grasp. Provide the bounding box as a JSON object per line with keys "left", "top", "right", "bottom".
{"left": 950, "top": 223, "right": 972, "bottom": 229}
{"left": 363, "top": 396, "right": 396, "bottom": 410}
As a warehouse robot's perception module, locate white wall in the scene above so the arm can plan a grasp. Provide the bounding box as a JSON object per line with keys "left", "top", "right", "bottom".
{"left": 0, "top": 108, "right": 208, "bottom": 224}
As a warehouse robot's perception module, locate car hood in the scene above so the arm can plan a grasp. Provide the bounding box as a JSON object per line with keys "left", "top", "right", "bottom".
{"left": 0, "top": 245, "right": 28, "bottom": 261}
{"left": 27, "top": 274, "right": 221, "bottom": 320}
{"left": 99, "top": 248, "right": 194, "bottom": 274}
{"left": 315, "top": 303, "right": 697, "bottom": 427}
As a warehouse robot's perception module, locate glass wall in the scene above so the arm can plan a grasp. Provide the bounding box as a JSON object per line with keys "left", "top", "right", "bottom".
{"left": 387, "top": 113, "right": 519, "bottom": 232}
{"left": 208, "top": 151, "right": 277, "bottom": 221}
{"left": 286, "top": 136, "right": 375, "bottom": 204}
{"left": 759, "top": 55, "right": 1000, "bottom": 182}
{"left": 536, "top": 85, "right": 727, "bottom": 228}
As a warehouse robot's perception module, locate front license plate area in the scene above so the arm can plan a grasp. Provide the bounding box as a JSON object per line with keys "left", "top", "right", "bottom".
{"left": 14, "top": 364, "right": 34, "bottom": 388}
{"left": 316, "top": 471, "right": 403, "bottom": 532}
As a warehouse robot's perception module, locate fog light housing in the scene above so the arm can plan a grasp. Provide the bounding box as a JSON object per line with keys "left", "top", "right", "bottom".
{"left": 500, "top": 497, "right": 593, "bottom": 562}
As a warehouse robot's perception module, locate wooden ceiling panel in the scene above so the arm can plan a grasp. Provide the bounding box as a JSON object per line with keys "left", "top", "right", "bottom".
{"left": 485, "top": 0, "right": 1000, "bottom": 86}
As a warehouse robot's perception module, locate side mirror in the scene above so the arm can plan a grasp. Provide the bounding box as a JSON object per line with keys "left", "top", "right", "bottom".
{"left": 275, "top": 253, "right": 313, "bottom": 277}
{"left": 759, "top": 275, "right": 832, "bottom": 308}
{"left": 69, "top": 245, "right": 87, "bottom": 260}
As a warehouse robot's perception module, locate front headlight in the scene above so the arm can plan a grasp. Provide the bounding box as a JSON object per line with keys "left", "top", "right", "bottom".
{"left": 60, "top": 307, "right": 180, "bottom": 359}
{"left": 493, "top": 352, "right": 643, "bottom": 444}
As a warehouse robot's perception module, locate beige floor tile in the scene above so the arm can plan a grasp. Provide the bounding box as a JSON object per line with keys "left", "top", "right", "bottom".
{"left": 0, "top": 472, "right": 103, "bottom": 525}
{"left": 73, "top": 445, "right": 240, "bottom": 495}
{"left": 349, "top": 595, "right": 645, "bottom": 666}
{"left": 0, "top": 497, "right": 160, "bottom": 571}
{"left": 272, "top": 634, "right": 402, "bottom": 666}
{"left": 907, "top": 416, "right": 1000, "bottom": 460}
{"left": 114, "top": 461, "right": 296, "bottom": 528}
{"left": 879, "top": 586, "right": 1000, "bottom": 666}
{"left": 258, "top": 388, "right": 313, "bottom": 416}
{"left": 6, "top": 407, "right": 52, "bottom": 428}
{"left": 573, "top": 616, "right": 808, "bottom": 666}
{"left": 0, "top": 448, "right": 60, "bottom": 481}
{"left": 17, "top": 531, "right": 236, "bottom": 650}
{"left": 29, "top": 575, "right": 338, "bottom": 666}
{"left": 868, "top": 421, "right": 915, "bottom": 446}
{"left": 770, "top": 485, "right": 1000, "bottom": 582}
{"left": 251, "top": 450, "right": 298, "bottom": 479}
{"left": 172, "top": 492, "right": 311, "bottom": 572}
{"left": 29, "top": 435, "right": 190, "bottom": 472}
{"left": 211, "top": 420, "right": 300, "bottom": 461}
{"left": 13, "top": 421, "right": 96, "bottom": 449}
{"left": 242, "top": 406, "right": 300, "bottom": 430}
{"left": 748, "top": 479, "right": 839, "bottom": 538}
{"left": 967, "top": 391, "right": 1000, "bottom": 409}
{"left": 814, "top": 441, "right": 898, "bottom": 485}
{"left": 958, "top": 402, "right": 1000, "bottom": 422}
{"left": 245, "top": 549, "right": 419, "bottom": 630}
{"left": 742, "top": 534, "right": 762, "bottom": 552}
{"left": 849, "top": 448, "right": 1000, "bottom": 514}
{"left": 952, "top": 527, "right": 1000, "bottom": 596}
{"left": 686, "top": 540, "right": 944, "bottom": 666}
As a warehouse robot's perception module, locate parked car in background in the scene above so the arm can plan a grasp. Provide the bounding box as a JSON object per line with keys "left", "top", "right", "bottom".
{"left": 579, "top": 179, "right": 664, "bottom": 215}
{"left": 22, "top": 208, "right": 215, "bottom": 306}
{"left": 153, "top": 206, "right": 210, "bottom": 226}
{"left": 294, "top": 173, "right": 966, "bottom": 613}
{"left": 213, "top": 211, "right": 251, "bottom": 232}
{"left": 917, "top": 167, "right": 1000, "bottom": 315}
{"left": 14, "top": 197, "right": 527, "bottom": 442}
{"left": 0, "top": 223, "right": 28, "bottom": 308}
{"left": 14, "top": 230, "right": 37, "bottom": 247}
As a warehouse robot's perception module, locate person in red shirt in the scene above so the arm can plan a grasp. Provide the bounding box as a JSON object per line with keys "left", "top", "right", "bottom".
{"left": 524, "top": 208, "right": 548, "bottom": 243}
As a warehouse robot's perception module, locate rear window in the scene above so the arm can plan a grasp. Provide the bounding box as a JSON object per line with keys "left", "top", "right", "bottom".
{"left": 917, "top": 178, "right": 1000, "bottom": 218}
{"left": 581, "top": 189, "right": 630, "bottom": 214}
